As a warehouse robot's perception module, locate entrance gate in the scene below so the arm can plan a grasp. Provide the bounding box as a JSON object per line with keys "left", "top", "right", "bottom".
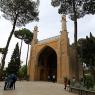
{"left": 38, "top": 46, "right": 57, "bottom": 82}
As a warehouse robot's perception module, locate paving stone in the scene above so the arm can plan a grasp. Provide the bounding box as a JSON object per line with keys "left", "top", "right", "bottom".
{"left": 0, "top": 81, "right": 77, "bottom": 95}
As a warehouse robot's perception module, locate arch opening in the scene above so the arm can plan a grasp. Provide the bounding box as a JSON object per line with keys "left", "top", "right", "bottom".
{"left": 38, "top": 46, "right": 57, "bottom": 82}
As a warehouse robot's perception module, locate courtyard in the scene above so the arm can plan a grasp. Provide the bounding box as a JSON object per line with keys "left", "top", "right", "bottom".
{"left": 0, "top": 81, "right": 77, "bottom": 95}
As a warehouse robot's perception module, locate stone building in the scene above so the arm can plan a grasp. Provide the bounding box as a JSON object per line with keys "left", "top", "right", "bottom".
{"left": 28, "top": 15, "right": 80, "bottom": 83}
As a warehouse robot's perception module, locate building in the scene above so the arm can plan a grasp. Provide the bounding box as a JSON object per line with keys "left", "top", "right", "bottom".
{"left": 28, "top": 15, "right": 81, "bottom": 83}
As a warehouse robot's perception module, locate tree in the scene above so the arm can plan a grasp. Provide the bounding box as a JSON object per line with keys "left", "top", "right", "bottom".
{"left": 14, "top": 28, "right": 32, "bottom": 56}
{"left": 18, "top": 65, "right": 27, "bottom": 80}
{"left": 51, "top": 0, "right": 86, "bottom": 80}
{"left": 77, "top": 33, "right": 95, "bottom": 80}
{"left": 83, "top": 0, "right": 95, "bottom": 15}
{"left": 0, "top": 0, "right": 39, "bottom": 71}
{"left": 14, "top": 28, "right": 33, "bottom": 74}
{"left": 24, "top": 31, "right": 33, "bottom": 74}
{"left": 6, "top": 43, "right": 20, "bottom": 75}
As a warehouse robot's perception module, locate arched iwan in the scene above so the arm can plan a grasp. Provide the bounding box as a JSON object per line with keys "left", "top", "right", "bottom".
{"left": 36, "top": 45, "right": 57, "bottom": 82}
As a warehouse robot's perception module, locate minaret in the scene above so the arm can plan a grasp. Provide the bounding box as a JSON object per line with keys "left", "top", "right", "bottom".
{"left": 60, "top": 15, "right": 69, "bottom": 55}
{"left": 61, "top": 15, "right": 67, "bottom": 32}
{"left": 32, "top": 26, "right": 39, "bottom": 45}
{"left": 59, "top": 15, "right": 70, "bottom": 82}
{"left": 28, "top": 26, "right": 38, "bottom": 80}
{"left": 60, "top": 15, "right": 68, "bottom": 47}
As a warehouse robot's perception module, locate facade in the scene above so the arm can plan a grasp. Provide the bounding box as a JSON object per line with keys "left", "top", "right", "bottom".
{"left": 28, "top": 15, "right": 77, "bottom": 83}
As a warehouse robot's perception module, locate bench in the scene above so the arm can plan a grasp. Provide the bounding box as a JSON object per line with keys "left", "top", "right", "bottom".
{"left": 70, "top": 86, "right": 95, "bottom": 95}
{"left": 70, "top": 86, "right": 81, "bottom": 95}
{"left": 84, "top": 89, "right": 95, "bottom": 95}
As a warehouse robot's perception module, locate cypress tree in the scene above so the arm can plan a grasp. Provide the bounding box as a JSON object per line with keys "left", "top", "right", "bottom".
{"left": 6, "top": 43, "right": 20, "bottom": 75}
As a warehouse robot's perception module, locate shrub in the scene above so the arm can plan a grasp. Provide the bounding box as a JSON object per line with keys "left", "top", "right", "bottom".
{"left": 84, "top": 74, "right": 94, "bottom": 89}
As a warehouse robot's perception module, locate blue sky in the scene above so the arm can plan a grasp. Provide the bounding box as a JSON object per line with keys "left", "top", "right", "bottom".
{"left": 0, "top": 0, "right": 95, "bottom": 67}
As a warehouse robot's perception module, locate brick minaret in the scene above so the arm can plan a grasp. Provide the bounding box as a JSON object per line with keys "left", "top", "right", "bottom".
{"left": 32, "top": 26, "right": 39, "bottom": 45}
{"left": 59, "top": 15, "right": 70, "bottom": 82}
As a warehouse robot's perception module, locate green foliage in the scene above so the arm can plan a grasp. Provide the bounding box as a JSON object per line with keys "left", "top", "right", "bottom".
{"left": 0, "top": 0, "right": 39, "bottom": 26}
{"left": 51, "top": 0, "right": 86, "bottom": 20}
{"left": 14, "top": 28, "right": 33, "bottom": 59}
{"left": 14, "top": 28, "right": 33, "bottom": 78}
{"left": 14, "top": 28, "right": 32, "bottom": 39}
{"left": 77, "top": 33, "right": 95, "bottom": 80}
{"left": 14, "top": 28, "right": 33, "bottom": 43}
{"left": 84, "top": 74, "right": 94, "bottom": 89}
{"left": 83, "top": 0, "right": 95, "bottom": 15}
{"left": 18, "top": 65, "right": 27, "bottom": 79}
{"left": 23, "top": 28, "right": 33, "bottom": 68}
{"left": 78, "top": 33, "right": 95, "bottom": 67}
{"left": 6, "top": 43, "right": 20, "bottom": 75}
{"left": 0, "top": 0, "right": 39, "bottom": 70}
{"left": 24, "top": 32, "right": 33, "bottom": 45}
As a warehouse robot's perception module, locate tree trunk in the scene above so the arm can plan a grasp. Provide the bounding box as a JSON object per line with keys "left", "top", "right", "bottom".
{"left": 73, "top": 0, "right": 79, "bottom": 80}
{"left": 19, "top": 39, "right": 23, "bottom": 57}
{"left": 1, "top": 14, "right": 18, "bottom": 71}
{"left": 26, "top": 44, "right": 30, "bottom": 75}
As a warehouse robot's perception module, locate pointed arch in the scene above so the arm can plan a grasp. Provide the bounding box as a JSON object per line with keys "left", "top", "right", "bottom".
{"left": 36, "top": 45, "right": 57, "bottom": 82}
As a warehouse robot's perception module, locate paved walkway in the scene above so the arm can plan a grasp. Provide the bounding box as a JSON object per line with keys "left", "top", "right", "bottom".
{"left": 0, "top": 81, "right": 77, "bottom": 95}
